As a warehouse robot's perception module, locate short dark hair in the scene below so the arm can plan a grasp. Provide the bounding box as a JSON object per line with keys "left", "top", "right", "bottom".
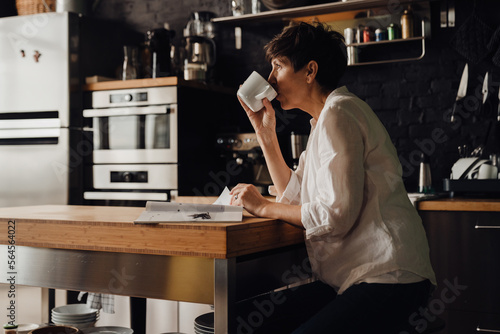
{"left": 264, "top": 22, "right": 347, "bottom": 91}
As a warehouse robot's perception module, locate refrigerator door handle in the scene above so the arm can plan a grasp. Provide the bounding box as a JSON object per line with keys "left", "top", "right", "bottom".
{"left": 0, "top": 128, "right": 61, "bottom": 140}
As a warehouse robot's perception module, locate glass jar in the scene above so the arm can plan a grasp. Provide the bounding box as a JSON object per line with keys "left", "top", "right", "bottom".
{"left": 121, "top": 46, "right": 138, "bottom": 80}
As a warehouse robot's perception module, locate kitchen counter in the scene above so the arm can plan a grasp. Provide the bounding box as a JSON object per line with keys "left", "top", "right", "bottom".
{"left": 417, "top": 197, "right": 500, "bottom": 212}
{"left": 417, "top": 198, "right": 500, "bottom": 333}
{"left": 0, "top": 201, "right": 307, "bottom": 333}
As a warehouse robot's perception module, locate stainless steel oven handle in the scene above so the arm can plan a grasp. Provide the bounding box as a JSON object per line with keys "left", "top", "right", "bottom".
{"left": 83, "top": 105, "right": 176, "bottom": 118}
{"left": 0, "top": 128, "right": 60, "bottom": 139}
{"left": 84, "top": 191, "right": 168, "bottom": 201}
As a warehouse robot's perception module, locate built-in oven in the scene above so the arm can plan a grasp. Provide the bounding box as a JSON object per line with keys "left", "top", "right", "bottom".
{"left": 83, "top": 86, "right": 179, "bottom": 204}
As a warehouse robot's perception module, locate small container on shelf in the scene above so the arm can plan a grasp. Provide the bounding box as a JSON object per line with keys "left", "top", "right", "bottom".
{"left": 387, "top": 23, "right": 400, "bottom": 40}
{"left": 401, "top": 7, "right": 414, "bottom": 39}
{"left": 363, "top": 26, "right": 373, "bottom": 42}
{"left": 344, "top": 27, "right": 355, "bottom": 44}
{"left": 375, "top": 28, "right": 387, "bottom": 41}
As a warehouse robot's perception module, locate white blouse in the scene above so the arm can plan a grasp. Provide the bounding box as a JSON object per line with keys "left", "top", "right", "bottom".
{"left": 276, "top": 86, "right": 436, "bottom": 294}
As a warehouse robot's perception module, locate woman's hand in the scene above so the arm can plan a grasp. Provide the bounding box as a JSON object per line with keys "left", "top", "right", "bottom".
{"left": 237, "top": 96, "right": 276, "bottom": 137}
{"left": 229, "top": 183, "right": 270, "bottom": 217}
{"left": 230, "top": 183, "right": 304, "bottom": 228}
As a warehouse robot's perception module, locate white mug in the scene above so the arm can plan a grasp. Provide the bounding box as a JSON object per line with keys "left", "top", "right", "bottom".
{"left": 477, "top": 163, "right": 498, "bottom": 179}
{"left": 237, "top": 71, "right": 277, "bottom": 112}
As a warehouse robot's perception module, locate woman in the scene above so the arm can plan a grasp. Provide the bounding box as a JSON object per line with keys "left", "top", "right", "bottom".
{"left": 230, "top": 22, "right": 436, "bottom": 333}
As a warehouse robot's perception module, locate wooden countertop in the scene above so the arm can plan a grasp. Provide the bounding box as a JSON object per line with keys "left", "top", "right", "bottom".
{"left": 0, "top": 201, "right": 304, "bottom": 259}
{"left": 83, "top": 76, "right": 236, "bottom": 95}
{"left": 83, "top": 76, "right": 177, "bottom": 91}
{"left": 417, "top": 198, "right": 500, "bottom": 212}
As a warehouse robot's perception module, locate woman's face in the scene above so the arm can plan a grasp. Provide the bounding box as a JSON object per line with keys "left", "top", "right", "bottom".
{"left": 267, "top": 56, "right": 308, "bottom": 111}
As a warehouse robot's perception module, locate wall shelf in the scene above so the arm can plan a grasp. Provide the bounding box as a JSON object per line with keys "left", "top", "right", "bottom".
{"left": 347, "top": 20, "right": 427, "bottom": 66}
{"left": 214, "top": 0, "right": 432, "bottom": 67}
{"left": 212, "top": 0, "right": 432, "bottom": 25}
{"left": 347, "top": 35, "right": 424, "bottom": 47}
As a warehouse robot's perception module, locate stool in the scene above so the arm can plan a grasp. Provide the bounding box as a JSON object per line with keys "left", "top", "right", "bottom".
{"left": 408, "top": 316, "right": 446, "bottom": 334}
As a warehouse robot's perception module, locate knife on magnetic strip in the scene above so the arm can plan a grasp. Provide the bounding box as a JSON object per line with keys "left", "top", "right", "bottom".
{"left": 498, "top": 76, "right": 500, "bottom": 122}
{"left": 451, "top": 63, "right": 468, "bottom": 123}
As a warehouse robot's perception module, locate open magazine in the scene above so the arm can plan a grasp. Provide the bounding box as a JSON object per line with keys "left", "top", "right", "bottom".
{"left": 134, "top": 187, "right": 243, "bottom": 224}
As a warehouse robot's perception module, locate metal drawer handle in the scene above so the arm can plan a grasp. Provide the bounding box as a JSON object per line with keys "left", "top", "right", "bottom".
{"left": 477, "top": 326, "right": 500, "bottom": 333}
{"left": 475, "top": 225, "right": 500, "bottom": 229}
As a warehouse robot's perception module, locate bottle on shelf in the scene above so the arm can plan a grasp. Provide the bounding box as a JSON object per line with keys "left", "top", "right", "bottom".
{"left": 363, "top": 26, "right": 374, "bottom": 42}
{"left": 401, "top": 6, "right": 414, "bottom": 39}
{"left": 387, "top": 23, "right": 400, "bottom": 40}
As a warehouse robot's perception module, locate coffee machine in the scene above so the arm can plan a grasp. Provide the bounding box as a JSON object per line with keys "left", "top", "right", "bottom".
{"left": 216, "top": 133, "right": 272, "bottom": 194}
{"left": 141, "top": 24, "right": 175, "bottom": 78}
{"left": 182, "top": 11, "right": 216, "bottom": 81}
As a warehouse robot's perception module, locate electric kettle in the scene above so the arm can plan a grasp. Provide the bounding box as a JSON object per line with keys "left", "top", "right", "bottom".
{"left": 144, "top": 25, "right": 175, "bottom": 78}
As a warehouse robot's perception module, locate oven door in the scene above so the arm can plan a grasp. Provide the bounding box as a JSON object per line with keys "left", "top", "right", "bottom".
{"left": 83, "top": 104, "right": 177, "bottom": 164}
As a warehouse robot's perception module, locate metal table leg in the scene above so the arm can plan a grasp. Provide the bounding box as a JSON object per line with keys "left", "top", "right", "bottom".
{"left": 214, "top": 258, "right": 236, "bottom": 334}
{"left": 130, "top": 297, "right": 147, "bottom": 334}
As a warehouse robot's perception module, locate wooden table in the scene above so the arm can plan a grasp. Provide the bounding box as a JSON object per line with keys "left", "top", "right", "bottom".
{"left": 0, "top": 203, "right": 306, "bottom": 333}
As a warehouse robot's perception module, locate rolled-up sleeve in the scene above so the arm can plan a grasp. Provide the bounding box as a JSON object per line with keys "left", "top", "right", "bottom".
{"left": 275, "top": 169, "right": 302, "bottom": 205}
{"left": 273, "top": 148, "right": 306, "bottom": 205}
{"left": 301, "top": 106, "right": 365, "bottom": 240}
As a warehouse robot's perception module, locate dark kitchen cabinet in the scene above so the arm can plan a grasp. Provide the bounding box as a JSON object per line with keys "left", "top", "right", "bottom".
{"left": 440, "top": 310, "right": 500, "bottom": 334}
{"left": 419, "top": 210, "right": 500, "bottom": 334}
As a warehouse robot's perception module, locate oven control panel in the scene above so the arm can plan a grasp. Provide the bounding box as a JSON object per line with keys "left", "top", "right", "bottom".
{"left": 91, "top": 86, "right": 177, "bottom": 108}
{"left": 111, "top": 171, "right": 148, "bottom": 183}
{"left": 109, "top": 92, "right": 148, "bottom": 104}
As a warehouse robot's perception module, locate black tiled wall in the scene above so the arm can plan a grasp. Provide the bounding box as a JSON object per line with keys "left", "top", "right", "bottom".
{"left": 3, "top": 0, "right": 500, "bottom": 192}
{"left": 92, "top": 0, "right": 500, "bottom": 192}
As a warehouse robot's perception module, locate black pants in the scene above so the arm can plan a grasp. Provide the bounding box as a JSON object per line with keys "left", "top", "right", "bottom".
{"left": 291, "top": 279, "right": 432, "bottom": 334}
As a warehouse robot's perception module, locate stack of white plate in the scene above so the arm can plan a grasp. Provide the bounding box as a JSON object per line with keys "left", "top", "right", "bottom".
{"left": 51, "top": 304, "right": 100, "bottom": 328}
{"left": 82, "top": 326, "right": 133, "bottom": 334}
{"left": 194, "top": 312, "right": 214, "bottom": 334}
{"left": 17, "top": 323, "right": 39, "bottom": 334}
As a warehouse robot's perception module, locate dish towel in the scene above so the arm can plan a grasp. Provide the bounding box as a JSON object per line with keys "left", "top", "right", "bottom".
{"left": 77, "top": 292, "right": 115, "bottom": 314}
{"left": 449, "top": 12, "right": 494, "bottom": 64}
